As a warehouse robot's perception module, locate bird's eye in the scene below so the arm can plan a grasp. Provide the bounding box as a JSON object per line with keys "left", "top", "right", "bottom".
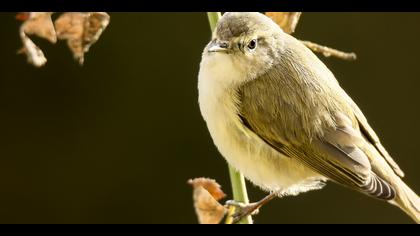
{"left": 247, "top": 39, "right": 257, "bottom": 50}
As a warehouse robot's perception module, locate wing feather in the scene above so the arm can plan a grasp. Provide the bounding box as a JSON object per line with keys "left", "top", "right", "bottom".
{"left": 346, "top": 97, "right": 405, "bottom": 177}
{"left": 237, "top": 61, "right": 396, "bottom": 200}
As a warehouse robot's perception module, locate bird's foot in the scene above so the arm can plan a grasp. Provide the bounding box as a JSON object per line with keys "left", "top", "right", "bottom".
{"left": 225, "top": 200, "right": 261, "bottom": 224}
{"left": 225, "top": 192, "right": 279, "bottom": 224}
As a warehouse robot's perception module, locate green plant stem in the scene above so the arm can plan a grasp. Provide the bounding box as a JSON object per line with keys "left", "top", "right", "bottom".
{"left": 206, "top": 12, "right": 253, "bottom": 224}
{"left": 228, "top": 167, "right": 252, "bottom": 224}
{"left": 207, "top": 12, "right": 222, "bottom": 32}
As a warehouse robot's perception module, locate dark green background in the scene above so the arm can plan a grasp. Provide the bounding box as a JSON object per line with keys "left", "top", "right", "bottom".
{"left": 0, "top": 13, "right": 419, "bottom": 224}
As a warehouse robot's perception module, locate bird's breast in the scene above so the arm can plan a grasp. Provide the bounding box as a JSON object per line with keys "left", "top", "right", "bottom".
{"left": 198, "top": 54, "right": 322, "bottom": 192}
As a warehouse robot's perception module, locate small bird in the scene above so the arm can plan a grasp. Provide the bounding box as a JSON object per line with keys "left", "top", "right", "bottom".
{"left": 198, "top": 12, "right": 419, "bottom": 223}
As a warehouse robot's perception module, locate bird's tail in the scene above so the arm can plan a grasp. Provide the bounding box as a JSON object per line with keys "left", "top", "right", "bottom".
{"left": 389, "top": 178, "right": 420, "bottom": 223}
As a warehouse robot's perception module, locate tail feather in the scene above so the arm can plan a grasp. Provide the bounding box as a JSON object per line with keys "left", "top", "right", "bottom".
{"left": 389, "top": 178, "right": 420, "bottom": 223}
{"left": 362, "top": 173, "right": 395, "bottom": 200}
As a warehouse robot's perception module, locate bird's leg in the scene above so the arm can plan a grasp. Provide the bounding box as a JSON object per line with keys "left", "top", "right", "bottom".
{"left": 225, "top": 191, "right": 278, "bottom": 224}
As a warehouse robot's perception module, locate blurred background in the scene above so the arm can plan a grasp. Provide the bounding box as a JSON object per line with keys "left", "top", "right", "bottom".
{"left": 0, "top": 12, "right": 419, "bottom": 224}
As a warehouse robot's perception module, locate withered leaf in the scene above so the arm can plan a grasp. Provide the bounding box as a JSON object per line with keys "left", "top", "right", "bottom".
{"left": 188, "top": 177, "right": 226, "bottom": 201}
{"left": 21, "top": 12, "right": 57, "bottom": 43}
{"left": 265, "top": 12, "right": 302, "bottom": 34}
{"left": 188, "top": 178, "right": 227, "bottom": 224}
{"left": 54, "top": 12, "right": 110, "bottom": 65}
{"left": 18, "top": 12, "right": 57, "bottom": 67}
{"left": 17, "top": 12, "right": 110, "bottom": 67}
{"left": 18, "top": 37, "right": 47, "bottom": 67}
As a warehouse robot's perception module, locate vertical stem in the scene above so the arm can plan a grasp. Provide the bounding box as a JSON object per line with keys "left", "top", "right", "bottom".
{"left": 206, "top": 12, "right": 222, "bottom": 31}
{"left": 206, "top": 12, "right": 252, "bottom": 224}
{"left": 228, "top": 167, "right": 252, "bottom": 224}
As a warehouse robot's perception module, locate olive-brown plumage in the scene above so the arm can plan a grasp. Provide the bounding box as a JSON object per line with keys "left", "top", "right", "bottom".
{"left": 198, "top": 12, "right": 419, "bottom": 222}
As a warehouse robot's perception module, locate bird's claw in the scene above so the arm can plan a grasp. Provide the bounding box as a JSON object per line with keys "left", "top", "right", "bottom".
{"left": 225, "top": 200, "right": 260, "bottom": 224}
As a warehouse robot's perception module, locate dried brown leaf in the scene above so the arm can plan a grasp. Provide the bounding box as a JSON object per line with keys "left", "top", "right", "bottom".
{"left": 188, "top": 178, "right": 227, "bottom": 224}
{"left": 18, "top": 12, "right": 56, "bottom": 67}
{"left": 54, "top": 12, "right": 110, "bottom": 65}
{"left": 188, "top": 177, "right": 226, "bottom": 200}
{"left": 193, "top": 186, "right": 226, "bottom": 224}
{"left": 21, "top": 12, "right": 57, "bottom": 43}
{"left": 18, "top": 37, "right": 47, "bottom": 67}
{"left": 265, "top": 12, "right": 302, "bottom": 34}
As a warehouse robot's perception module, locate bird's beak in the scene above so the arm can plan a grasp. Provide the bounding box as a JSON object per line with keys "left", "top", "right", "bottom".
{"left": 208, "top": 40, "right": 229, "bottom": 53}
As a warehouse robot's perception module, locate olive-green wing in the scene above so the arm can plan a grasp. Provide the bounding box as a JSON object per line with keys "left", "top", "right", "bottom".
{"left": 345, "top": 94, "right": 404, "bottom": 177}
{"left": 238, "top": 72, "right": 395, "bottom": 200}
